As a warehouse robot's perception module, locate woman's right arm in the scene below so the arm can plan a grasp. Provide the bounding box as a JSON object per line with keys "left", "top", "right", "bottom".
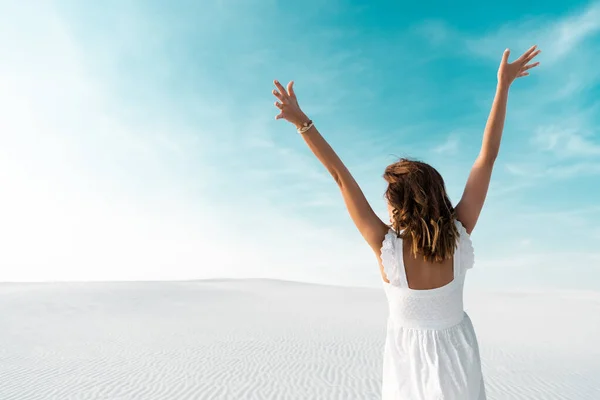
{"left": 455, "top": 45, "right": 541, "bottom": 234}
{"left": 272, "top": 80, "right": 389, "bottom": 253}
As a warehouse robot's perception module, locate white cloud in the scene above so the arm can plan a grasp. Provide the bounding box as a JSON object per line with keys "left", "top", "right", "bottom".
{"left": 413, "top": 20, "right": 454, "bottom": 46}
{"left": 432, "top": 133, "right": 460, "bottom": 155}
{"left": 519, "top": 238, "right": 532, "bottom": 247}
{"left": 505, "top": 160, "right": 600, "bottom": 180}
{"left": 464, "top": 2, "right": 600, "bottom": 64}
{"left": 532, "top": 126, "right": 600, "bottom": 157}
{"left": 477, "top": 251, "right": 600, "bottom": 269}
{"left": 504, "top": 163, "right": 540, "bottom": 177}
{"left": 517, "top": 205, "right": 600, "bottom": 229}
{"left": 550, "top": 2, "right": 600, "bottom": 61}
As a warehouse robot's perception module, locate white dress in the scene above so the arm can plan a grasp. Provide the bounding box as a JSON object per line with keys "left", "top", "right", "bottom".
{"left": 380, "top": 220, "right": 486, "bottom": 399}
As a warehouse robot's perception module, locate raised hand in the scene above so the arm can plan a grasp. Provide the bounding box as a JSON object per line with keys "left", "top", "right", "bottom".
{"left": 497, "top": 45, "right": 541, "bottom": 86}
{"left": 272, "top": 80, "right": 310, "bottom": 129}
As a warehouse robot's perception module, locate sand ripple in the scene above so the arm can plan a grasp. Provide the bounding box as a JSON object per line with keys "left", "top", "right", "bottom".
{"left": 1, "top": 280, "right": 599, "bottom": 399}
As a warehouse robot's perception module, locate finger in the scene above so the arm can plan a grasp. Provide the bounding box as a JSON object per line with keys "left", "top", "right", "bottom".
{"left": 517, "top": 72, "right": 530, "bottom": 78}
{"left": 274, "top": 101, "right": 284, "bottom": 110}
{"left": 518, "top": 45, "right": 537, "bottom": 61}
{"left": 287, "top": 81, "right": 296, "bottom": 98}
{"left": 516, "top": 45, "right": 537, "bottom": 63}
{"left": 523, "top": 49, "right": 541, "bottom": 65}
{"left": 272, "top": 89, "right": 285, "bottom": 102}
{"left": 275, "top": 112, "right": 285, "bottom": 120}
{"left": 501, "top": 48, "right": 510, "bottom": 64}
{"left": 274, "top": 80, "right": 289, "bottom": 98}
{"left": 521, "top": 61, "right": 540, "bottom": 72}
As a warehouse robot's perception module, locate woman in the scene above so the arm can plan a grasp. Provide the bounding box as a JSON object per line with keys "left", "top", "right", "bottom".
{"left": 272, "top": 45, "right": 540, "bottom": 399}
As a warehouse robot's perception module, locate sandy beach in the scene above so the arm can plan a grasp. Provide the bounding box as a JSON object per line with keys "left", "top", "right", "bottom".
{"left": 1, "top": 279, "right": 599, "bottom": 399}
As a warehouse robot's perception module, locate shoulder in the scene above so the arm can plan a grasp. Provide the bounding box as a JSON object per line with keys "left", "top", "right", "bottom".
{"left": 366, "top": 220, "right": 393, "bottom": 253}
{"left": 454, "top": 218, "right": 469, "bottom": 238}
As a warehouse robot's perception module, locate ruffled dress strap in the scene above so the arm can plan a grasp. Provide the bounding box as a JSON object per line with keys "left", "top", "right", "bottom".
{"left": 454, "top": 219, "right": 475, "bottom": 276}
{"left": 380, "top": 229, "right": 406, "bottom": 286}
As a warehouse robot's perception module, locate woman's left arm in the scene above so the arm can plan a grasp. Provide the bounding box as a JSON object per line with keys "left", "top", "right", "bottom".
{"left": 272, "top": 80, "right": 388, "bottom": 252}
{"left": 455, "top": 46, "right": 541, "bottom": 234}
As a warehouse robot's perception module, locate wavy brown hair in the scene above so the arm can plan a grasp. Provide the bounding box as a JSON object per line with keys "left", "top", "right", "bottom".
{"left": 383, "top": 158, "right": 459, "bottom": 263}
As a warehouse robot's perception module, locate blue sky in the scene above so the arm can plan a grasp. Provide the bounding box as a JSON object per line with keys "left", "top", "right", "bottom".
{"left": 1, "top": 0, "right": 599, "bottom": 290}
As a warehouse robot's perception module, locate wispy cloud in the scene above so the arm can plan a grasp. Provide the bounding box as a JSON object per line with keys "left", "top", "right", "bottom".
{"left": 478, "top": 252, "right": 600, "bottom": 269}
{"left": 517, "top": 205, "right": 600, "bottom": 225}
{"left": 532, "top": 125, "right": 600, "bottom": 157}
{"left": 462, "top": 2, "right": 600, "bottom": 64}
{"left": 505, "top": 159, "right": 600, "bottom": 180}
{"left": 433, "top": 133, "right": 460, "bottom": 155}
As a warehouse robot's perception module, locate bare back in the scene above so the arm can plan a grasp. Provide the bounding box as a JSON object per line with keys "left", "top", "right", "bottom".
{"left": 378, "top": 228, "right": 457, "bottom": 290}
{"left": 401, "top": 240, "right": 455, "bottom": 290}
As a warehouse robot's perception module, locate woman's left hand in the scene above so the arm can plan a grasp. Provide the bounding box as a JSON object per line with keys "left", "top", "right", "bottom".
{"left": 272, "top": 80, "right": 310, "bottom": 129}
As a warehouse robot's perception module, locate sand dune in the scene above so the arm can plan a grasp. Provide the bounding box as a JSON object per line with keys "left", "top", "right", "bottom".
{"left": 1, "top": 279, "right": 599, "bottom": 399}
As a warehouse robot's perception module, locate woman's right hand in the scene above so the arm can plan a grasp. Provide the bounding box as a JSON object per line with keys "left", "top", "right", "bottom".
{"left": 497, "top": 45, "right": 541, "bottom": 87}
{"left": 272, "top": 80, "right": 310, "bottom": 129}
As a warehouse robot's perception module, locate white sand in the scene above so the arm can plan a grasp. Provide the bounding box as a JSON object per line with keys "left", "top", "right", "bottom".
{"left": 1, "top": 279, "right": 599, "bottom": 400}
